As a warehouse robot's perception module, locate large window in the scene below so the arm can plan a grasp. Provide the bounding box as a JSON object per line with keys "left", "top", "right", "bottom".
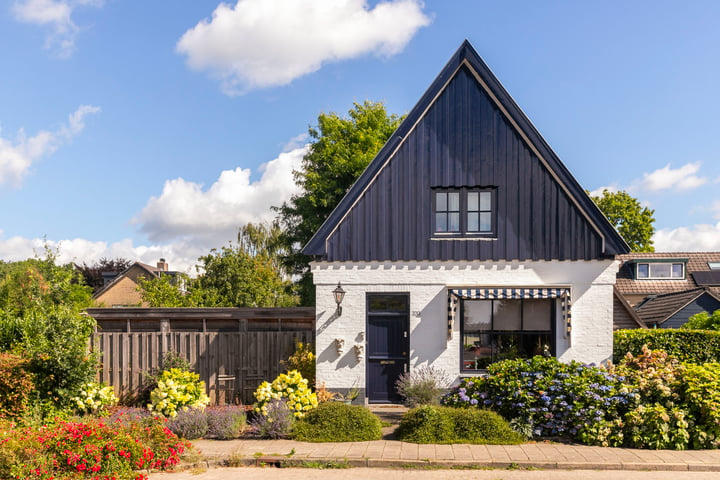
{"left": 461, "top": 298, "right": 554, "bottom": 371}
{"left": 434, "top": 188, "right": 495, "bottom": 236}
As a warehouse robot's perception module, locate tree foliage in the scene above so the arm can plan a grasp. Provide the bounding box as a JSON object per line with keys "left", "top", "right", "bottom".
{"left": 139, "top": 222, "right": 297, "bottom": 308}
{"left": 277, "top": 101, "right": 404, "bottom": 304}
{"left": 682, "top": 309, "right": 720, "bottom": 330}
{"left": 0, "top": 246, "right": 97, "bottom": 408}
{"left": 591, "top": 189, "right": 655, "bottom": 252}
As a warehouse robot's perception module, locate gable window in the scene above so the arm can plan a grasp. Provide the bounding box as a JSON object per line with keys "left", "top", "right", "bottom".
{"left": 709, "top": 262, "right": 720, "bottom": 270}
{"left": 461, "top": 298, "right": 554, "bottom": 371}
{"left": 636, "top": 262, "right": 685, "bottom": 279}
{"left": 434, "top": 188, "right": 495, "bottom": 236}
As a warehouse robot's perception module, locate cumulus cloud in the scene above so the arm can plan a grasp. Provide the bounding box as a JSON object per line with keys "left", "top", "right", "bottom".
{"left": 588, "top": 185, "right": 618, "bottom": 197}
{"left": 633, "top": 162, "right": 707, "bottom": 192}
{"left": 0, "top": 236, "right": 206, "bottom": 274}
{"left": 176, "top": 0, "right": 431, "bottom": 94}
{"left": 13, "top": 0, "right": 102, "bottom": 57}
{"left": 654, "top": 223, "right": 720, "bottom": 252}
{"left": 132, "top": 144, "right": 307, "bottom": 244}
{"left": 0, "top": 105, "right": 100, "bottom": 187}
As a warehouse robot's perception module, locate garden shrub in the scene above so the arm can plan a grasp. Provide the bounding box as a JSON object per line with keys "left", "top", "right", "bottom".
{"left": 395, "top": 365, "right": 450, "bottom": 407}
{"left": 683, "top": 309, "right": 720, "bottom": 330}
{"left": 396, "top": 405, "right": 524, "bottom": 444}
{"left": 442, "top": 356, "right": 632, "bottom": 439}
{"left": 0, "top": 353, "right": 34, "bottom": 420}
{"left": 253, "top": 370, "right": 318, "bottom": 419}
{"left": 148, "top": 368, "right": 210, "bottom": 418}
{"left": 206, "top": 405, "right": 246, "bottom": 439}
{"left": 292, "top": 402, "right": 382, "bottom": 442}
{"left": 72, "top": 381, "right": 119, "bottom": 415}
{"left": 614, "top": 329, "right": 720, "bottom": 364}
{"left": 282, "top": 341, "right": 316, "bottom": 387}
{"left": 135, "top": 350, "right": 192, "bottom": 406}
{"left": 166, "top": 407, "right": 208, "bottom": 440}
{"left": 0, "top": 415, "right": 189, "bottom": 479}
{"left": 250, "top": 399, "right": 294, "bottom": 439}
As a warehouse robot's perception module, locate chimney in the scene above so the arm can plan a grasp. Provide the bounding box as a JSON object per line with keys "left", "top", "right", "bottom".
{"left": 157, "top": 258, "right": 168, "bottom": 271}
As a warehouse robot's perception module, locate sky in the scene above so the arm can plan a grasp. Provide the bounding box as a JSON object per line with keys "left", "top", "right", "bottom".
{"left": 1, "top": 0, "right": 720, "bottom": 273}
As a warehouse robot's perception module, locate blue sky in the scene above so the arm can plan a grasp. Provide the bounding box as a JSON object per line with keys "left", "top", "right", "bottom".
{"left": 2, "top": 0, "right": 720, "bottom": 272}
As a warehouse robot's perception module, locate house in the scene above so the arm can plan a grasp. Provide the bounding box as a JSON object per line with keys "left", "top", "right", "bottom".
{"left": 614, "top": 252, "right": 720, "bottom": 328}
{"left": 93, "top": 259, "right": 179, "bottom": 307}
{"left": 302, "top": 41, "right": 629, "bottom": 403}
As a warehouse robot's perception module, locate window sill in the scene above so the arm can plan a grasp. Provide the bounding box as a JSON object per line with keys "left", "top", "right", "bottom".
{"left": 432, "top": 235, "right": 497, "bottom": 241}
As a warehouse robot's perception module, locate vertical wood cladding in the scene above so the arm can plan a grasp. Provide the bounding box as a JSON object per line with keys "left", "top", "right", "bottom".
{"left": 325, "top": 66, "right": 604, "bottom": 262}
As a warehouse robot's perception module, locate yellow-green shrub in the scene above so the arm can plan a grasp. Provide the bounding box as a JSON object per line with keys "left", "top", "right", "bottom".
{"left": 148, "top": 368, "right": 210, "bottom": 418}
{"left": 253, "top": 370, "right": 317, "bottom": 419}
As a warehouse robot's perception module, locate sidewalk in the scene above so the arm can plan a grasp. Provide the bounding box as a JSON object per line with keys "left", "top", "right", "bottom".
{"left": 188, "top": 438, "right": 720, "bottom": 472}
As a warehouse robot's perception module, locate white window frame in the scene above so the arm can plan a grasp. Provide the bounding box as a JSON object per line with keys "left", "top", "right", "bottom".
{"left": 636, "top": 262, "right": 685, "bottom": 279}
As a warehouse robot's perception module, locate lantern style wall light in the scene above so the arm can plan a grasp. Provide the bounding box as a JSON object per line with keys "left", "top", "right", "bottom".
{"left": 333, "top": 282, "right": 346, "bottom": 316}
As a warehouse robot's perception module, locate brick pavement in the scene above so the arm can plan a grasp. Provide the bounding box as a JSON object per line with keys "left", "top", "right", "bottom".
{"left": 189, "top": 438, "right": 720, "bottom": 472}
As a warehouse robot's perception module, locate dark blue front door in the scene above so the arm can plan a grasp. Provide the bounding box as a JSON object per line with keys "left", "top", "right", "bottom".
{"left": 366, "top": 294, "right": 409, "bottom": 403}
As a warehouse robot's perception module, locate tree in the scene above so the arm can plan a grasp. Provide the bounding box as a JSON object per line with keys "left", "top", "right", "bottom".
{"left": 137, "top": 273, "right": 207, "bottom": 307}
{"left": 682, "top": 309, "right": 720, "bottom": 330}
{"left": 77, "top": 257, "right": 132, "bottom": 293}
{"left": 277, "top": 101, "right": 404, "bottom": 305}
{"left": 591, "top": 189, "right": 656, "bottom": 252}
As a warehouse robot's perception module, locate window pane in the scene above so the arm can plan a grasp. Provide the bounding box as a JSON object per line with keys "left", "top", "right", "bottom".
{"left": 463, "top": 301, "right": 492, "bottom": 331}
{"left": 448, "top": 212, "right": 460, "bottom": 232}
{"left": 637, "top": 264, "right": 649, "bottom": 278}
{"left": 709, "top": 262, "right": 720, "bottom": 270}
{"left": 435, "top": 213, "right": 447, "bottom": 232}
{"left": 493, "top": 300, "right": 521, "bottom": 330}
{"left": 467, "top": 212, "right": 478, "bottom": 232}
{"left": 479, "top": 212, "right": 492, "bottom": 232}
{"left": 448, "top": 192, "right": 460, "bottom": 211}
{"left": 468, "top": 192, "right": 478, "bottom": 211}
{"left": 368, "top": 295, "right": 408, "bottom": 313}
{"left": 523, "top": 299, "right": 552, "bottom": 331}
{"left": 479, "top": 191, "right": 492, "bottom": 211}
{"left": 436, "top": 192, "right": 447, "bottom": 211}
{"left": 650, "top": 263, "right": 671, "bottom": 278}
{"left": 672, "top": 264, "right": 684, "bottom": 278}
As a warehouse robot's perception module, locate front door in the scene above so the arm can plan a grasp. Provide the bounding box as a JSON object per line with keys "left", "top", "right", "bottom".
{"left": 366, "top": 293, "right": 409, "bottom": 403}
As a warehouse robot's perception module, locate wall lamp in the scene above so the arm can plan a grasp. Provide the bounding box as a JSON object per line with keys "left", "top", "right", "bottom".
{"left": 333, "top": 282, "right": 346, "bottom": 316}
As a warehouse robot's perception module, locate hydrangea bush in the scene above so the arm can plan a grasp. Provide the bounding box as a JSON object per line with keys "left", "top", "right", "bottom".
{"left": 72, "top": 381, "right": 119, "bottom": 414}
{"left": 148, "top": 368, "right": 210, "bottom": 418}
{"left": 253, "top": 370, "right": 318, "bottom": 419}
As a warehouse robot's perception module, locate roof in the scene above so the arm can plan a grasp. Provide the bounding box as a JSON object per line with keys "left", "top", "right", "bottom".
{"left": 612, "top": 286, "right": 647, "bottom": 329}
{"left": 634, "top": 287, "right": 720, "bottom": 326}
{"left": 615, "top": 252, "right": 720, "bottom": 297}
{"left": 91, "top": 261, "right": 170, "bottom": 299}
{"left": 302, "top": 40, "right": 629, "bottom": 259}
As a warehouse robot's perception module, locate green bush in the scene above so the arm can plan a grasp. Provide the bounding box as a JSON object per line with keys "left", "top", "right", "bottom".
{"left": 683, "top": 309, "right": 720, "bottom": 330}
{"left": 395, "top": 365, "right": 450, "bottom": 407}
{"left": 282, "top": 341, "right": 316, "bottom": 387}
{"left": 0, "top": 353, "right": 34, "bottom": 420}
{"left": 396, "top": 405, "right": 524, "bottom": 444}
{"left": 292, "top": 402, "right": 382, "bottom": 442}
{"left": 614, "top": 329, "right": 720, "bottom": 364}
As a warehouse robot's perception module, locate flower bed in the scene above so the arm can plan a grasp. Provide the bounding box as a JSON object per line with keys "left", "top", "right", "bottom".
{"left": 0, "top": 414, "right": 189, "bottom": 479}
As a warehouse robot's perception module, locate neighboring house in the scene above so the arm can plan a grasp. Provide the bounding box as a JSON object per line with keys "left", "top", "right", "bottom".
{"left": 93, "top": 259, "right": 178, "bottom": 307}
{"left": 302, "top": 41, "right": 629, "bottom": 403}
{"left": 614, "top": 252, "right": 720, "bottom": 328}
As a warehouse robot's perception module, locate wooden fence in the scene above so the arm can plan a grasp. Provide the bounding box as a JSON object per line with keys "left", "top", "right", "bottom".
{"left": 92, "top": 330, "right": 313, "bottom": 405}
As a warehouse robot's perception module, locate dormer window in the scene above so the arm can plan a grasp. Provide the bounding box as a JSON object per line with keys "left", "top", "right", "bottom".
{"left": 636, "top": 262, "right": 685, "bottom": 279}
{"left": 709, "top": 262, "right": 720, "bottom": 270}
{"left": 433, "top": 188, "right": 495, "bottom": 236}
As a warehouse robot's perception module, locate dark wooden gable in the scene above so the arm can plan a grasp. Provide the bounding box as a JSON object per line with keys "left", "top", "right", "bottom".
{"left": 304, "top": 41, "right": 628, "bottom": 262}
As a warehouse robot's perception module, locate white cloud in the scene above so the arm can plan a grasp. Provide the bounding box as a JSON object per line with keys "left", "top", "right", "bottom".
{"left": 653, "top": 222, "right": 720, "bottom": 252}
{"left": 132, "top": 144, "right": 308, "bottom": 244}
{"left": 12, "top": 0, "right": 102, "bottom": 57}
{"left": 634, "top": 162, "right": 707, "bottom": 192}
{"left": 0, "top": 105, "right": 100, "bottom": 187}
{"left": 0, "top": 236, "right": 205, "bottom": 275}
{"left": 176, "top": 0, "right": 431, "bottom": 94}
{"left": 588, "top": 185, "right": 618, "bottom": 197}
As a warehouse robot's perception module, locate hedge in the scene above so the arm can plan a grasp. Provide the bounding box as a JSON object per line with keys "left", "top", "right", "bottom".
{"left": 614, "top": 329, "right": 720, "bottom": 364}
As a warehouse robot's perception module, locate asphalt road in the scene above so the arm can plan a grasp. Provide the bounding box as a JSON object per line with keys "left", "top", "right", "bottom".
{"left": 150, "top": 467, "right": 720, "bottom": 480}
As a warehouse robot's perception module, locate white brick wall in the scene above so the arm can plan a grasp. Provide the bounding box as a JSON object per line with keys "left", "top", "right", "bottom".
{"left": 311, "top": 259, "right": 620, "bottom": 393}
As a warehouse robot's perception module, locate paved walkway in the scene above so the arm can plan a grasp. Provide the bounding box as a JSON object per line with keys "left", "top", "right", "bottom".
{"left": 188, "top": 438, "right": 720, "bottom": 472}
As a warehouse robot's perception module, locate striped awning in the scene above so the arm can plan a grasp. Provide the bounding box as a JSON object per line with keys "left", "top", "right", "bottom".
{"left": 447, "top": 287, "right": 572, "bottom": 342}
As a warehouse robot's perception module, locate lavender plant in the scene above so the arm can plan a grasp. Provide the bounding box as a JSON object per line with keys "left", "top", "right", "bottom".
{"left": 206, "top": 405, "right": 246, "bottom": 439}
{"left": 395, "top": 366, "right": 451, "bottom": 407}
{"left": 166, "top": 407, "right": 209, "bottom": 440}
{"left": 250, "top": 399, "right": 294, "bottom": 439}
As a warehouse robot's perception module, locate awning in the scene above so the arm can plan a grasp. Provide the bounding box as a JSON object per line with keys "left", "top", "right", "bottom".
{"left": 447, "top": 287, "right": 572, "bottom": 341}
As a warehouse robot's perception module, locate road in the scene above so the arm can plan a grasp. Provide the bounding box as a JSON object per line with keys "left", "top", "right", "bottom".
{"left": 150, "top": 466, "right": 720, "bottom": 480}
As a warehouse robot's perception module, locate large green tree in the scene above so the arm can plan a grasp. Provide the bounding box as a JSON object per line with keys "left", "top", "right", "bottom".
{"left": 591, "top": 189, "right": 656, "bottom": 252}
{"left": 277, "top": 101, "right": 404, "bottom": 305}
{"left": 139, "top": 222, "right": 297, "bottom": 308}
